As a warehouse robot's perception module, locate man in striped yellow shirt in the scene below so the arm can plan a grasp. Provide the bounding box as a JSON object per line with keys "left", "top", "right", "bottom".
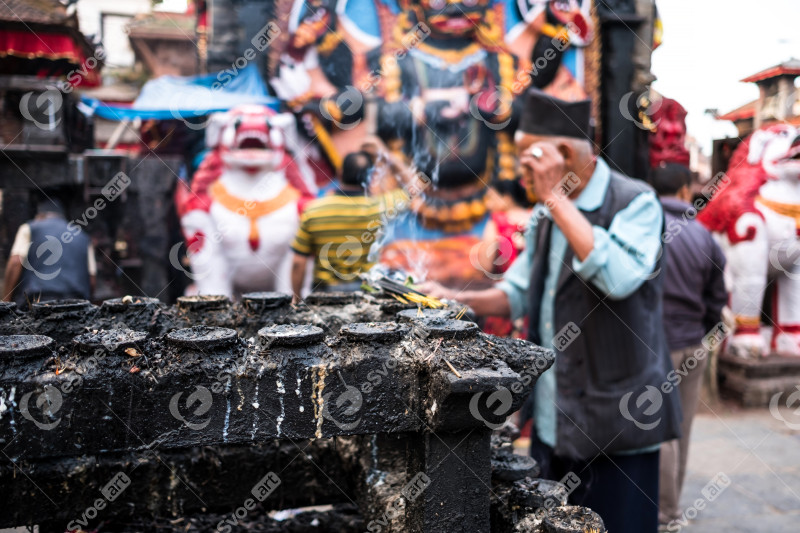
{"left": 290, "top": 151, "right": 409, "bottom": 297}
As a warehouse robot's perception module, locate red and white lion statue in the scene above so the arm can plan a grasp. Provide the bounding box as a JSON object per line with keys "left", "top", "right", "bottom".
{"left": 699, "top": 124, "right": 800, "bottom": 357}
{"left": 175, "top": 105, "right": 315, "bottom": 297}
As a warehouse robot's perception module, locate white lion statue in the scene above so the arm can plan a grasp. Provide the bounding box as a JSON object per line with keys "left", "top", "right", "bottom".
{"left": 700, "top": 124, "right": 800, "bottom": 357}
{"left": 175, "top": 105, "right": 315, "bottom": 297}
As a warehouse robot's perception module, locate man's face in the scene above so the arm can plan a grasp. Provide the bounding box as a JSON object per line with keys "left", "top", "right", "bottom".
{"left": 513, "top": 131, "right": 593, "bottom": 202}
{"left": 514, "top": 131, "right": 555, "bottom": 201}
{"left": 514, "top": 131, "right": 548, "bottom": 157}
{"left": 515, "top": 131, "right": 588, "bottom": 170}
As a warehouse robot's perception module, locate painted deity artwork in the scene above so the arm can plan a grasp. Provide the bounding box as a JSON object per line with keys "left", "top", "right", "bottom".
{"left": 200, "top": 0, "right": 596, "bottom": 289}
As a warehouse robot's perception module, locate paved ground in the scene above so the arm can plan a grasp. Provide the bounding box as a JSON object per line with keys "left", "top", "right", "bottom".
{"left": 677, "top": 398, "right": 800, "bottom": 532}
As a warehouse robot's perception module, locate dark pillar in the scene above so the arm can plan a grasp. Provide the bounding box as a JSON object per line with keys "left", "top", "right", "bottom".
{"left": 406, "top": 430, "right": 492, "bottom": 533}
{"left": 0, "top": 189, "right": 33, "bottom": 260}
{"left": 128, "top": 156, "right": 179, "bottom": 298}
{"left": 596, "top": 0, "right": 652, "bottom": 179}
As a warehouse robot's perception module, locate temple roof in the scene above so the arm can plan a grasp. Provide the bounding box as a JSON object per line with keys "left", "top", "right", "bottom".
{"left": 718, "top": 99, "right": 757, "bottom": 122}
{"left": 0, "top": 0, "right": 76, "bottom": 28}
{"left": 127, "top": 11, "right": 196, "bottom": 40}
{"left": 0, "top": 0, "right": 98, "bottom": 83}
{"left": 741, "top": 58, "right": 800, "bottom": 83}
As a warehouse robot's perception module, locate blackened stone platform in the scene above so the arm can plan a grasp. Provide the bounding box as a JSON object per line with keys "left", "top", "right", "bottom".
{"left": 0, "top": 298, "right": 557, "bottom": 533}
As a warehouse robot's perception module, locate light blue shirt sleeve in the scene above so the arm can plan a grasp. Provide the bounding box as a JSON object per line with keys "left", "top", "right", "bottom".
{"left": 495, "top": 212, "right": 542, "bottom": 321}
{"left": 572, "top": 191, "right": 663, "bottom": 300}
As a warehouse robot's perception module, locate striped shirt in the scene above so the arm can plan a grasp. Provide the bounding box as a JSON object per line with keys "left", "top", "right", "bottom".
{"left": 291, "top": 189, "right": 409, "bottom": 286}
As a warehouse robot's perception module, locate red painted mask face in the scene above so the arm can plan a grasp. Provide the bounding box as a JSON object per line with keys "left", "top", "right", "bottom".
{"left": 414, "top": 0, "right": 490, "bottom": 37}
{"left": 522, "top": 0, "right": 592, "bottom": 46}
{"left": 547, "top": 0, "right": 591, "bottom": 45}
{"left": 219, "top": 105, "right": 285, "bottom": 173}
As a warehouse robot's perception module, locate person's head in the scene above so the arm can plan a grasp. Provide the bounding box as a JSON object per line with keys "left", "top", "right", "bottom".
{"left": 650, "top": 162, "right": 692, "bottom": 201}
{"left": 514, "top": 89, "right": 595, "bottom": 195}
{"left": 340, "top": 150, "right": 373, "bottom": 189}
{"left": 36, "top": 198, "right": 65, "bottom": 219}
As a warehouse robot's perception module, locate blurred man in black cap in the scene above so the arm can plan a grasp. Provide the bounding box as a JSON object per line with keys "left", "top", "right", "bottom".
{"left": 421, "top": 88, "right": 681, "bottom": 533}
{"left": 3, "top": 198, "right": 95, "bottom": 305}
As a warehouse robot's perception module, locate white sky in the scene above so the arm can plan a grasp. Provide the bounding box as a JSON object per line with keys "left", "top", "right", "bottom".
{"left": 651, "top": 0, "right": 800, "bottom": 153}
{"left": 155, "top": 0, "right": 189, "bottom": 13}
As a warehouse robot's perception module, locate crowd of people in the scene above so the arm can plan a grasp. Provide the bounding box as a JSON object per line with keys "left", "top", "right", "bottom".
{"left": 2, "top": 88, "right": 729, "bottom": 533}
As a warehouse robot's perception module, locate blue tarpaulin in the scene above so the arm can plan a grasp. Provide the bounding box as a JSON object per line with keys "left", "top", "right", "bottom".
{"left": 81, "top": 64, "right": 279, "bottom": 121}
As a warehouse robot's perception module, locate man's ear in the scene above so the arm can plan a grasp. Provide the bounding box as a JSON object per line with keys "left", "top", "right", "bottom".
{"left": 556, "top": 141, "right": 573, "bottom": 165}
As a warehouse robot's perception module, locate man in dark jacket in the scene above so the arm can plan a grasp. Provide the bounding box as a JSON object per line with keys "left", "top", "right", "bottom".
{"left": 3, "top": 198, "right": 95, "bottom": 305}
{"left": 421, "top": 89, "right": 681, "bottom": 533}
{"left": 650, "top": 163, "right": 727, "bottom": 529}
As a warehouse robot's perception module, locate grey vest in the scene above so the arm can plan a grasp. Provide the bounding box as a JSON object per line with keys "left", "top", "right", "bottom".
{"left": 528, "top": 171, "right": 681, "bottom": 461}
{"left": 22, "top": 217, "right": 91, "bottom": 301}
